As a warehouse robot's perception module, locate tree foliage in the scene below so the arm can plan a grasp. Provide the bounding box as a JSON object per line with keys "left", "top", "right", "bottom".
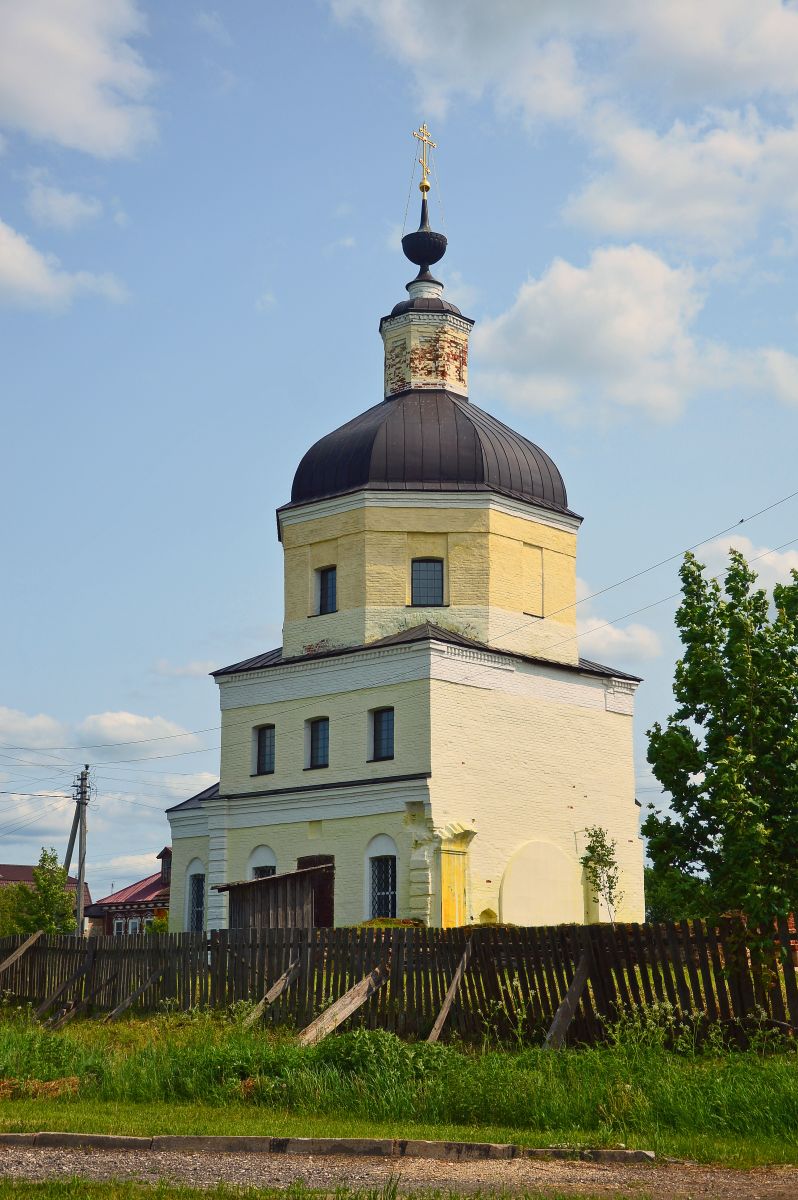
{"left": 0, "top": 848, "right": 76, "bottom": 936}
{"left": 643, "top": 865, "right": 709, "bottom": 923}
{"left": 643, "top": 549, "right": 798, "bottom": 930}
{"left": 580, "top": 825, "right": 623, "bottom": 924}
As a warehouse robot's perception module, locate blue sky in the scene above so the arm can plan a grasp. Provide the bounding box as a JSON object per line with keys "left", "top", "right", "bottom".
{"left": 2, "top": 1, "right": 798, "bottom": 898}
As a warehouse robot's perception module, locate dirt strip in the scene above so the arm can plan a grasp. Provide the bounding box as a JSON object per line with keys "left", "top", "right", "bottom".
{"left": 3, "top": 1147, "right": 798, "bottom": 1199}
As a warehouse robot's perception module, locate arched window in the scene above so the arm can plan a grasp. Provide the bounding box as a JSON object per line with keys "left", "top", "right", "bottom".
{"left": 365, "top": 834, "right": 398, "bottom": 919}
{"left": 247, "top": 845, "right": 277, "bottom": 880}
{"left": 185, "top": 858, "right": 206, "bottom": 933}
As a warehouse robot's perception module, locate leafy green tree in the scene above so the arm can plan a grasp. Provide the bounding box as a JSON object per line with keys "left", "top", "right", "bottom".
{"left": 643, "top": 549, "right": 798, "bottom": 934}
{"left": 644, "top": 864, "right": 709, "bottom": 922}
{"left": 0, "top": 848, "right": 76, "bottom": 935}
{"left": 580, "top": 825, "right": 623, "bottom": 924}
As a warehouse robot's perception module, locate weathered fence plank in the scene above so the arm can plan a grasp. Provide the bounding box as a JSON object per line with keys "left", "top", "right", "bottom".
{"left": 544, "top": 948, "right": 591, "bottom": 1049}
{"left": 428, "top": 936, "right": 473, "bottom": 1043}
{"left": 297, "top": 959, "right": 391, "bottom": 1046}
{"left": 0, "top": 930, "right": 42, "bottom": 978}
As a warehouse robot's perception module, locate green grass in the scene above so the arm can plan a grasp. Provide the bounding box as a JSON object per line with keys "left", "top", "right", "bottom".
{"left": 0, "top": 1185, "right": 627, "bottom": 1200}
{"left": 1, "top": 1008, "right": 798, "bottom": 1167}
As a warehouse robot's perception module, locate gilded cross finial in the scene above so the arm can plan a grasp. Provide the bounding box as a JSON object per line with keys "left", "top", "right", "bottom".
{"left": 412, "top": 122, "right": 436, "bottom": 195}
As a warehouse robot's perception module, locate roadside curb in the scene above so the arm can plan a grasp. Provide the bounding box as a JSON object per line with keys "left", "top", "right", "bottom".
{"left": 0, "top": 1132, "right": 655, "bottom": 1163}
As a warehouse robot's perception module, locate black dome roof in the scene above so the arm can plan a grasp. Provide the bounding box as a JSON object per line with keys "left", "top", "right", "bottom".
{"left": 288, "top": 389, "right": 574, "bottom": 516}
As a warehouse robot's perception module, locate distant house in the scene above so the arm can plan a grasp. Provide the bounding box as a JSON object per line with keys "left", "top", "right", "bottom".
{"left": 86, "top": 848, "right": 171, "bottom": 935}
{"left": 0, "top": 864, "right": 92, "bottom": 916}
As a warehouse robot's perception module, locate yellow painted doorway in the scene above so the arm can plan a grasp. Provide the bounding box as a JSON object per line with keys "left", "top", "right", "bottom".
{"left": 440, "top": 849, "right": 468, "bottom": 927}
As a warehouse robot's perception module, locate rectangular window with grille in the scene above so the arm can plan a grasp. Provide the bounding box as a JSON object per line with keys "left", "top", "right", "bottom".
{"left": 370, "top": 855, "right": 397, "bottom": 918}
{"left": 372, "top": 707, "right": 394, "bottom": 761}
{"left": 189, "top": 873, "right": 205, "bottom": 932}
{"left": 411, "top": 558, "right": 444, "bottom": 606}
{"left": 318, "top": 566, "right": 337, "bottom": 614}
{"left": 255, "top": 724, "right": 275, "bottom": 775}
{"left": 309, "top": 717, "right": 329, "bottom": 768}
{"left": 252, "top": 865, "right": 276, "bottom": 879}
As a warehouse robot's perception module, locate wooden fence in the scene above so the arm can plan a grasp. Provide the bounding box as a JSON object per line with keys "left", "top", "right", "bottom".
{"left": 1, "top": 920, "right": 797, "bottom": 1043}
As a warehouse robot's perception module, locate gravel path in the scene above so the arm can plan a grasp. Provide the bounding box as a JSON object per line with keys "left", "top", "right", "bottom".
{"left": 3, "top": 1147, "right": 798, "bottom": 1199}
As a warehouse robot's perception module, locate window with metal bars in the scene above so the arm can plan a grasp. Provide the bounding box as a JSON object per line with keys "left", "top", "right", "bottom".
{"left": 318, "top": 566, "right": 337, "bottom": 614}
{"left": 308, "top": 717, "right": 329, "bottom": 768}
{"left": 411, "top": 558, "right": 444, "bottom": 606}
{"left": 370, "top": 855, "right": 397, "bottom": 918}
{"left": 255, "top": 724, "right": 275, "bottom": 775}
{"left": 252, "top": 865, "right": 276, "bottom": 879}
{"left": 371, "top": 707, "right": 394, "bottom": 761}
{"left": 189, "top": 873, "right": 205, "bottom": 932}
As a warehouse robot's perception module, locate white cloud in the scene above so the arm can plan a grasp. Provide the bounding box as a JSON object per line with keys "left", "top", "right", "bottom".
{"left": 332, "top": 1, "right": 798, "bottom": 118}
{"left": 575, "top": 578, "right": 662, "bottom": 662}
{"left": 0, "top": 0, "right": 156, "bottom": 158}
{"left": 578, "top": 618, "right": 662, "bottom": 663}
{"left": 0, "top": 706, "right": 67, "bottom": 749}
{"left": 93, "top": 851, "right": 160, "bottom": 877}
{"left": 0, "top": 707, "right": 214, "bottom": 887}
{"left": 473, "top": 244, "right": 708, "bottom": 419}
{"left": 331, "top": 2, "right": 798, "bottom": 251}
{"left": 611, "top": 1, "right": 798, "bottom": 105}
{"left": 153, "top": 659, "right": 216, "bottom": 679}
{"left": 0, "top": 794, "right": 75, "bottom": 843}
{"left": 758, "top": 347, "right": 798, "bottom": 407}
{"left": 332, "top": 1, "right": 587, "bottom": 122}
{"left": 77, "top": 711, "right": 202, "bottom": 754}
{"left": 700, "top": 534, "right": 798, "bottom": 593}
{"left": 568, "top": 106, "right": 798, "bottom": 253}
{"left": 0, "top": 217, "right": 126, "bottom": 310}
{"left": 195, "top": 10, "right": 232, "bottom": 46}
{"left": 26, "top": 170, "right": 103, "bottom": 230}
{"left": 472, "top": 242, "right": 798, "bottom": 420}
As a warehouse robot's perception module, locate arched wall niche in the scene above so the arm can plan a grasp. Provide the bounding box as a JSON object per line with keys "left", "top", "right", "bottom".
{"left": 499, "top": 840, "right": 583, "bottom": 926}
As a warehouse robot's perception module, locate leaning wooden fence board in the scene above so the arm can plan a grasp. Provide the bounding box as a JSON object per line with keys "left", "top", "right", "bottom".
{"left": 297, "top": 959, "right": 391, "bottom": 1046}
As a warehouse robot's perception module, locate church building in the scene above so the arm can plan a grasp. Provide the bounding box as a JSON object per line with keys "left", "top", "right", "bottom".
{"left": 167, "top": 128, "right": 645, "bottom": 932}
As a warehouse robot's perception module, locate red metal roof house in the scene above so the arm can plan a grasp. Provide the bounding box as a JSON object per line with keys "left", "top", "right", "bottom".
{"left": 85, "top": 848, "right": 171, "bottom": 935}
{"left": 0, "top": 864, "right": 91, "bottom": 913}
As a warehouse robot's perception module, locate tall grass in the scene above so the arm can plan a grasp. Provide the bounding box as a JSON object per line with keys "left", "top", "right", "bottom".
{"left": 1, "top": 1006, "right": 798, "bottom": 1141}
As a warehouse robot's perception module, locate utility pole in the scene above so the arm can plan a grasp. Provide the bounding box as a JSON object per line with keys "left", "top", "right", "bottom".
{"left": 64, "top": 766, "right": 89, "bottom": 934}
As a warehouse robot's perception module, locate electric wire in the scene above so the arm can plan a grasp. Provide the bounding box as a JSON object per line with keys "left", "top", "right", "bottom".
{"left": 5, "top": 482, "right": 798, "bottom": 760}
{"left": 401, "top": 142, "right": 418, "bottom": 237}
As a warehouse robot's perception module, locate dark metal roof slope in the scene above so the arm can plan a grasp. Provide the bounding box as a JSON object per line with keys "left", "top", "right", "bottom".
{"left": 382, "top": 296, "right": 467, "bottom": 323}
{"left": 212, "top": 625, "right": 641, "bottom": 683}
{"left": 287, "top": 389, "right": 576, "bottom": 517}
{"left": 166, "top": 782, "right": 219, "bottom": 814}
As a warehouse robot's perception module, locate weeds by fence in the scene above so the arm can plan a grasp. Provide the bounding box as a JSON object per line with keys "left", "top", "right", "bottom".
{"left": 1, "top": 920, "right": 796, "bottom": 1043}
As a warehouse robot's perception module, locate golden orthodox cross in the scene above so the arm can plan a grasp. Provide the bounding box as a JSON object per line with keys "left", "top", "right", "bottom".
{"left": 413, "top": 122, "right": 436, "bottom": 194}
